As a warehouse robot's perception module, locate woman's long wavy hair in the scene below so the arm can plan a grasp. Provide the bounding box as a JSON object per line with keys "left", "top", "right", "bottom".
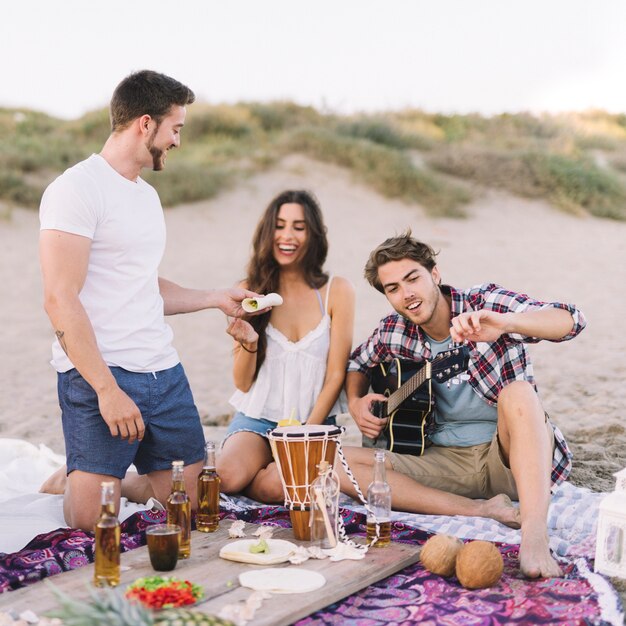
{"left": 246, "top": 190, "right": 329, "bottom": 378}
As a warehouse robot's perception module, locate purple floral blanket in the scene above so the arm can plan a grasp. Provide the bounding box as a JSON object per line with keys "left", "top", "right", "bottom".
{"left": 0, "top": 506, "right": 622, "bottom": 625}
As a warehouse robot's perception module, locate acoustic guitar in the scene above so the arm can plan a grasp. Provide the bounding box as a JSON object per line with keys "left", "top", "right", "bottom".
{"left": 369, "top": 346, "right": 470, "bottom": 456}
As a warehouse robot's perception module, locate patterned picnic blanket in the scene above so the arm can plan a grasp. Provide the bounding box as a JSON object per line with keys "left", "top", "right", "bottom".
{"left": 0, "top": 502, "right": 623, "bottom": 625}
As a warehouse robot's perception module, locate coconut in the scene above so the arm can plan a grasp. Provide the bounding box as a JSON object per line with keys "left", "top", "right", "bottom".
{"left": 419, "top": 534, "right": 464, "bottom": 577}
{"left": 455, "top": 540, "right": 504, "bottom": 589}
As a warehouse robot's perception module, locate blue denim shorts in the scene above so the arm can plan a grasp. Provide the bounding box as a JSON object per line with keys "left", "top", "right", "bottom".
{"left": 58, "top": 363, "right": 205, "bottom": 478}
{"left": 224, "top": 412, "right": 337, "bottom": 443}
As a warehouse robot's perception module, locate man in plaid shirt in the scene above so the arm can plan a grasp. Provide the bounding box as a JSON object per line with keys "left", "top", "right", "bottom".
{"left": 341, "top": 232, "right": 585, "bottom": 579}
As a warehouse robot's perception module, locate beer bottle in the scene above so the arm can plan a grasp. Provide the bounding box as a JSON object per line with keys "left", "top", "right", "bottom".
{"left": 366, "top": 450, "right": 392, "bottom": 547}
{"left": 166, "top": 460, "right": 191, "bottom": 558}
{"left": 94, "top": 481, "right": 120, "bottom": 586}
{"left": 197, "top": 441, "right": 220, "bottom": 532}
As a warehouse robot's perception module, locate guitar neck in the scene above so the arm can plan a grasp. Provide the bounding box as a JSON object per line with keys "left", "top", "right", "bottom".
{"left": 386, "top": 361, "right": 431, "bottom": 413}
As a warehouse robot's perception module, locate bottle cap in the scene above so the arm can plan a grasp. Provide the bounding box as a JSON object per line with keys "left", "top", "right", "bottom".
{"left": 172, "top": 460, "right": 184, "bottom": 468}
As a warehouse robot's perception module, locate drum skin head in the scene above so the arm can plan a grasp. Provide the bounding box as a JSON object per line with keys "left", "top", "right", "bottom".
{"left": 268, "top": 424, "right": 343, "bottom": 439}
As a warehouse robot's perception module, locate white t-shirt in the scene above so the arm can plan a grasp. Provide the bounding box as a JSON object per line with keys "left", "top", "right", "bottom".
{"left": 39, "top": 154, "right": 179, "bottom": 373}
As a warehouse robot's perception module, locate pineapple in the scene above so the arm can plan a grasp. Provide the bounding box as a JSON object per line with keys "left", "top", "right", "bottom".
{"left": 45, "top": 581, "right": 235, "bottom": 626}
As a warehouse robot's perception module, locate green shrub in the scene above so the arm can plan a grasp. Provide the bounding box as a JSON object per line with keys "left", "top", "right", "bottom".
{"left": 529, "top": 152, "right": 626, "bottom": 220}
{"left": 0, "top": 135, "right": 89, "bottom": 172}
{"left": 336, "top": 118, "right": 431, "bottom": 150}
{"left": 185, "top": 105, "right": 255, "bottom": 140}
{"left": 285, "top": 127, "right": 470, "bottom": 216}
{"left": 245, "top": 101, "right": 323, "bottom": 132}
{"left": 143, "top": 161, "right": 231, "bottom": 207}
{"left": 66, "top": 108, "right": 111, "bottom": 143}
{"left": 429, "top": 147, "right": 626, "bottom": 220}
{"left": 1, "top": 103, "right": 624, "bottom": 219}
{"left": 0, "top": 170, "right": 45, "bottom": 208}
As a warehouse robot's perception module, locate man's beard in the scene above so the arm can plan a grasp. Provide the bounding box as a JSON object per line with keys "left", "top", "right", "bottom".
{"left": 146, "top": 126, "right": 165, "bottom": 171}
{"left": 149, "top": 146, "right": 165, "bottom": 171}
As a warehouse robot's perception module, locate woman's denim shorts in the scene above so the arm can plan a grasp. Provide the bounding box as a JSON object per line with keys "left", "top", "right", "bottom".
{"left": 224, "top": 411, "right": 337, "bottom": 444}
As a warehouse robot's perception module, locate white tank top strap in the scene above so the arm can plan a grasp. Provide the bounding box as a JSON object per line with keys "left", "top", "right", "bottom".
{"left": 324, "top": 275, "right": 334, "bottom": 314}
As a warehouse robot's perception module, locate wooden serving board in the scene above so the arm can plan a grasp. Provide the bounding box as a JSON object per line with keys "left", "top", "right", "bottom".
{"left": 0, "top": 524, "right": 421, "bottom": 625}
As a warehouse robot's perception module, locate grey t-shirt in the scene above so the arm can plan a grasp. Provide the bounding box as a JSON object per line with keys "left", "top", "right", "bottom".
{"left": 427, "top": 335, "right": 497, "bottom": 447}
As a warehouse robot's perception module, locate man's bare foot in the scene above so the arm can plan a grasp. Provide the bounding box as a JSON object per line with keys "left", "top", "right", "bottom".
{"left": 481, "top": 494, "right": 521, "bottom": 529}
{"left": 39, "top": 466, "right": 68, "bottom": 495}
{"left": 520, "top": 525, "right": 563, "bottom": 578}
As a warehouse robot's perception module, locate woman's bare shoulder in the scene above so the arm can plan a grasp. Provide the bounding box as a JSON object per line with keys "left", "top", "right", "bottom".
{"left": 328, "top": 275, "right": 355, "bottom": 310}
{"left": 329, "top": 275, "right": 355, "bottom": 294}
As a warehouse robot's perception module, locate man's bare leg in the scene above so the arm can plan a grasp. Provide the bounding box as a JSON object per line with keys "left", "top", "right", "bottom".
{"left": 497, "top": 381, "right": 562, "bottom": 578}
{"left": 40, "top": 466, "right": 67, "bottom": 495}
{"left": 42, "top": 465, "right": 155, "bottom": 504}
{"left": 338, "top": 447, "right": 520, "bottom": 528}
{"left": 65, "top": 470, "right": 121, "bottom": 530}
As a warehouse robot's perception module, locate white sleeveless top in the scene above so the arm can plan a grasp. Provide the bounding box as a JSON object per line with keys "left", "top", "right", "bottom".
{"left": 229, "top": 276, "right": 347, "bottom": 423}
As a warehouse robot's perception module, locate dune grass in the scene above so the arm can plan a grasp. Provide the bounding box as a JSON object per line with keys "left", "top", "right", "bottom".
{"left": 284, "top": 127, "right": 469, "bottom": 216}
{"left": 1, "top": 104, "right": 625, "bottom": 220}
{"left": 429, "top": 147, "right": 626, "bottom": 220}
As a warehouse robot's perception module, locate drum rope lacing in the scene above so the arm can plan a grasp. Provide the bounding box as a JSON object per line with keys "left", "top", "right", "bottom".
{"left": 269, "top": 425, "right": 383, "bottom": 548}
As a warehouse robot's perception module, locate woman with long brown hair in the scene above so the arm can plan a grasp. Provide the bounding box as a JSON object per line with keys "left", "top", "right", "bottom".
{"left": 217, "top": 190, "right": 354, "bottom": 502}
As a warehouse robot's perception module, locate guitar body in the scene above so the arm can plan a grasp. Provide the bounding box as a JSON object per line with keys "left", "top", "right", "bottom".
{"left": 368, "top": 347, "right": 470, "bottom": 457}
{"left": 370, "top": 359, "right": 433, "bottom": 456}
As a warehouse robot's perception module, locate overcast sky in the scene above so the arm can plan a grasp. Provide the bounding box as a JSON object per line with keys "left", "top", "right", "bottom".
{"left": 2, "top": 0, "right": 625, "bottom": 120}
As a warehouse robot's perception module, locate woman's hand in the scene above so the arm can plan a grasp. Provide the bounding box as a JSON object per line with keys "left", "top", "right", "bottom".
{"left": 226, "top": 318, "right": 259, "bottom": 346}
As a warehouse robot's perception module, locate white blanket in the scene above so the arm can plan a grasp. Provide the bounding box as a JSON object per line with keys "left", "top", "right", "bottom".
{"left": 0, "top": 439, "right": 156, "bottom": 554}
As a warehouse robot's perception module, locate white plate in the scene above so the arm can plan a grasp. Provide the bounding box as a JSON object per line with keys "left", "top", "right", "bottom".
{"left": 239, "top": 568, "right": 326, "bottom": 594}
{"left": 219, "top": 538, "right": 297, "bottom": 565}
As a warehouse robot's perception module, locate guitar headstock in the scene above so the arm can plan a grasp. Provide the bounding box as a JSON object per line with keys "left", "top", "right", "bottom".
{"left": 431, "top": 345, "right": 470, "bottom": 384}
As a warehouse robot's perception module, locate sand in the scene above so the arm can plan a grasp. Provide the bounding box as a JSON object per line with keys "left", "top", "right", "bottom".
{"left": 0, "top": 154, "right": 625, "bottom": 494}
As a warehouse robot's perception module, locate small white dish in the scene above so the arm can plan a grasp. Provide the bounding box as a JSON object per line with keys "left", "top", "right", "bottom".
{"left": 219, "top": 538, "right": 297, "bottom": 565}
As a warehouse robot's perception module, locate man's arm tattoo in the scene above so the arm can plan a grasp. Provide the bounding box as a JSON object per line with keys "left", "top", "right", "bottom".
{"left": 55, "top": 330, "right": 69, "bottom": 356}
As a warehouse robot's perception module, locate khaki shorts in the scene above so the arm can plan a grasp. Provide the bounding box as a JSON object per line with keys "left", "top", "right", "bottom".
{"left": 386, "top": 419, "right": 555, "bottom": 500}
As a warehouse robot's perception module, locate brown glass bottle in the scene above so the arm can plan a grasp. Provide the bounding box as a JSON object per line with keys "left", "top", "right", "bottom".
{"left": 197, "top": 441, "right": 220, "bottom": 532}
{"left": 94, "top": 481, "right": 120, "bottom": 586}
{"left": 166, "top": 460, "right": 191, "bottom": 558}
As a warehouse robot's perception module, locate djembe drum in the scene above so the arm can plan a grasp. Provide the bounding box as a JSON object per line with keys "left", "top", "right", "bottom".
{"left": 268, "top": 424, "right": 344, "bottom": 540}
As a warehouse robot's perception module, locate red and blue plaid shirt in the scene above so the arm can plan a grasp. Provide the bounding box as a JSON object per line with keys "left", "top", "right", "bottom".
{"left": 348, "top": 283, "right": 587, "bottom": 486}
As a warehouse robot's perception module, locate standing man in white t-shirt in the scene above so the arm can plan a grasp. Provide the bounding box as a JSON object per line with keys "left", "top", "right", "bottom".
{"left": 39, "top": 70, "right": 259, "bottom": 531}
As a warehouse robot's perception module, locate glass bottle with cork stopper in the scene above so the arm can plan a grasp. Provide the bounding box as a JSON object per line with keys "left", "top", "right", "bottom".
{"left": 166, "top": 460, "right": 191, "bottom": 558}
{"left": 366, "top": 449, "right": 392, "bottom": 547}
{"left": 197, "top": 441, "right": 220, "bottom": 532}
{"left": 309, "top": 460, "right": 340, "bottom": 549}
{"left": 94, "top": 481, "right": 120, "bottom": 586}
{"left": 595, "top": 467, "right": 626, "bottom": 578}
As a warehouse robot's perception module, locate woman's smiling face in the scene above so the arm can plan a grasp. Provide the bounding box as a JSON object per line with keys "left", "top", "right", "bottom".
{"left": 273, "top": 202, "right": 308, "bottom": 267}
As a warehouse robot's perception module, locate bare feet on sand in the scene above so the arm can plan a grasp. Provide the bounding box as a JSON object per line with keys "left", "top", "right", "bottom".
{"left": 39, "top": 466, "right": 67, "bottom": 495}
{"left": 520, "top": 525, "right": 563, "bottom": 578}
{"left": 481, "top": 494, "right": 521, "bottom": 529}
